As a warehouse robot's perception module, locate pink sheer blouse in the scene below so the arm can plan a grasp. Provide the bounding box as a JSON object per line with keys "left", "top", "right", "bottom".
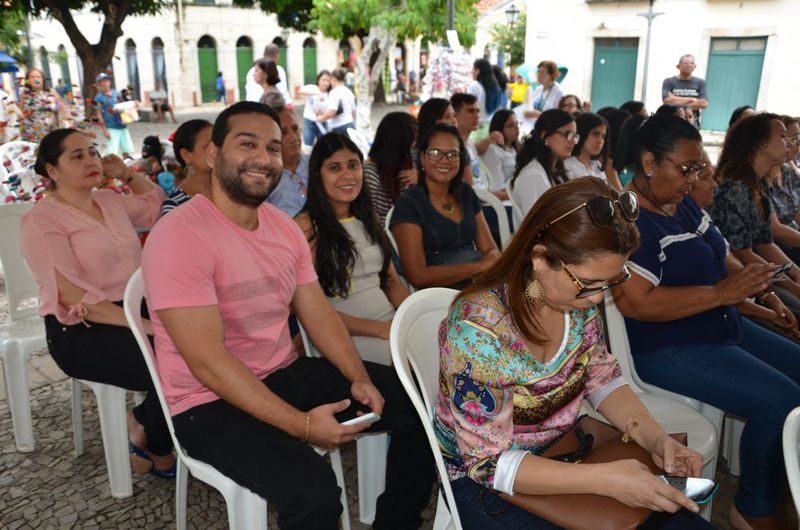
{"left": 20, "top": 187, "right": 166, "bottom": 325}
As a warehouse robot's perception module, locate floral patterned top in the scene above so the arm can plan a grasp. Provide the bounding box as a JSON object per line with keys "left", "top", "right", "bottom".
{"left": 433, "top": 287, "right": 626, "bottom": 491}
{"left": 19, "top": 88, "right": 66, "bottom": 143}
{"left": 767, "top": 164, "right": 800, "bottom": 230}
{"left": 708, "top": 179, "right": 773, "bottom": 251}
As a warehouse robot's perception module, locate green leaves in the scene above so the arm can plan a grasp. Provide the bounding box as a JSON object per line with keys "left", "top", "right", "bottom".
{"left": 489, "top": 11, "right": 525, "bottom": 66}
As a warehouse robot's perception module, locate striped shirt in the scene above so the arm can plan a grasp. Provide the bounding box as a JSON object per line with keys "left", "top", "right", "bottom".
{"left": 363, "top": 162, "right": 394, "bottom": 226}
{"left": 161, "top": 187, "right": 191, "bottom": 216}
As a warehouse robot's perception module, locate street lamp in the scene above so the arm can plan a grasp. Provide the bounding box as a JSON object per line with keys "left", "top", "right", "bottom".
{"left": 505, "top": 4, "right": 520, "bottom": 28}
{"left": 280, "top": 28, "right": 290, "bottom": 47}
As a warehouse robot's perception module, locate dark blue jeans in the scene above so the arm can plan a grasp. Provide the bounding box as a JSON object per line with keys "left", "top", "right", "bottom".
{"left": 303, "top": 117, "right": 326, "bottom": 146}
{"left": 634, "top": 318, "right": 800, "bottom": 518}
{"left": 451, "top": 477, "right": 714, "bottom": 529}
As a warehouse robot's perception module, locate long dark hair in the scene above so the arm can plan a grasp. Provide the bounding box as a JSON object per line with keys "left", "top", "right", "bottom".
{"left": 34, "top": 128, "right": 82, "bottom": 187}
{"left": 716, "top": 113, "right": 782, "bottom": 214}
{"left": 256, "top": 59, "right": 280, "bottom": 86}
{"left": 489, "top": 109, "right": 519, "bottom": 151}
{"left": 368, "top": 112, "right": 418, "bottom": 202}
{"left": 612, "top": 114, "right": 647, "bottom": 173}
{"left": 416, "top": 124, "right": 468, "bottom": 199}
{"left": 173, "top": 119, "right": 212, "bottom": 167}
{"left": 473, "top": 58, "right": 501, "bottom": 115}
{"left": 305, "top": 133, "right": 391, "bottom": 298}
{"left": 417, "top": 98, "right": 451, "bottom": 145}
{"left": 572, "top": 112, "right": 609, "bottom": 163}
{"left": 513, "top": 108, "right": 574, "bottom": 186}
{"left": 316, "top": 69, "right": 332, "bottom": 92}
{"left": 459, "top": 177, "right": 639, "bottom": 345}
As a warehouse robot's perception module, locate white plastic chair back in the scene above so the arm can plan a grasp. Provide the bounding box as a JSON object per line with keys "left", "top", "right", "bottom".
{"left": 783, "top": 406, "right": 800, "bottom": 510}
{"left": 505, "top": 180, "right": 523, "bottom": 228}
{"left": 0, "top": 203, "right": 40, "bottom": 321}
{"left": 390, "top": 288, "right": 462, "bottom": 529}
{"left": 384, "top": 206, "right": 398, "bottom": 256}
{"left": 346, "top": 128, "right": 371, "bottom": 158}
{"left": 473, "top": 187, "right": 511, "bottom": 250}
{"left": 0, "top": 141, "right": 37, "bottom": 180}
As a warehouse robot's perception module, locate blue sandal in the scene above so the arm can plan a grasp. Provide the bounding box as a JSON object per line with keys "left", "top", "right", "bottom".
{"left": 129, "top": 441, "right": 177, "bottom": 479}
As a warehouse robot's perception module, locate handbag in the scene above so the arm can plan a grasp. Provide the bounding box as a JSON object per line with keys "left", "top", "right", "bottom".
{"left": 500, "top": 415, "right": 687, "bottom": 530}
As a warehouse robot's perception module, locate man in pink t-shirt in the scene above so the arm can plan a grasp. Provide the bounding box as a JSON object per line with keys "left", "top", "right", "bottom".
{"left": 142, "top": 102, "right": 434, "bottom": 529}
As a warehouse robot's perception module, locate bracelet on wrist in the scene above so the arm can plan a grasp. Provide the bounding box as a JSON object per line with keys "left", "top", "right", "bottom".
{"left": 622, "top": 413, "right": 653, "bottom": 443}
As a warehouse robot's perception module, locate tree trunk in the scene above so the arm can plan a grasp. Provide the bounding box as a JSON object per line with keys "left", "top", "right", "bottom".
{"left": 354, "top": 25, "right": 396, "bottom": 137}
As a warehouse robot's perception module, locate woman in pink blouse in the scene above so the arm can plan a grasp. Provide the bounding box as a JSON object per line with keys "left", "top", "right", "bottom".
{"left": 434, "top": 177, "right": 713, "bottom": 529}
{"left": 20, "top": 129, "right": 175, "bottom": 477}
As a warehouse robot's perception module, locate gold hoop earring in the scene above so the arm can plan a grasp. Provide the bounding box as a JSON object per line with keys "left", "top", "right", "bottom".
{"left": 525, "top": 272, "right": 545, "bottom": 303}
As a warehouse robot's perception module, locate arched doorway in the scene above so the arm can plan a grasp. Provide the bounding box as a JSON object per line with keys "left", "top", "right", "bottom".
{"left": 57, "top": 44, "right": 72, "bottom": 94}
{"left": 302, "top": 37, "right": 317, "bottom": 85}
{"left": 151, "top": 37, "right": 167, "bottom": 91}
{"left": 235, "top": 36, "right": 253, "bottom": 101}
{"left": 38, "top": 47, "right": 52, "bottom": 86}
{"left": 197, "top": 35, "right": 218, "bottom": 103}
{"left": 271, "top": 37, "right": 287, "bottom": 73}
{"left": 338, "top": 39, "right": 352, "bottom": 69}
{"left": 125, "top": 39, "right": 141, "bottom": 100}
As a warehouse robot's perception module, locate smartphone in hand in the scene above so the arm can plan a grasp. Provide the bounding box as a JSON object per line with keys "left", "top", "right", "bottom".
{"left": 659, "top": 476, "right": 719, "bottom": 504}
{"left": 773, "top": 261, "right": 793, "bottom": 278}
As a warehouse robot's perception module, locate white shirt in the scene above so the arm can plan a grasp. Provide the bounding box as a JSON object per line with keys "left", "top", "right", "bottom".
{"left": 326, "top": 85, "right": 356, "bottom": 129}
{"left": 481, "top": 144, "right": 517, "bottom": 192}
{"left": 150, "top": 88, "right": 167, "bottom": 102}
{"left": 468, "top": 81, "right": 489, "bottom": 124}
{"left": 564, "top": 156, "right": 607, "bottom": 181}
{"left": 245, "top": 64, "right": 292, "bottom": 104}
{"left": 511, "top": 158, "right": 550, "bottom": 228}
{"left": 517, "top": 82, "right": 565, "bottom": 136}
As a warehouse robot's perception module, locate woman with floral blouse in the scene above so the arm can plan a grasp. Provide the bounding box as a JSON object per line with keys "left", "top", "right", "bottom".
{"left": 19, "top": 68, "right": 68, "bottom": 143}
{"left": 435, "top": 177, "right": 713, "bottom": 529}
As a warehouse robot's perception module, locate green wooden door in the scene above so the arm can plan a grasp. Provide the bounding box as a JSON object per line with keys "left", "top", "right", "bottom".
{"left": 591, "top": 38, "right": 638, "bottom": 110}
{"left": 197, "top": 47, "right": 218, "bottom": 103}
{"left": 278, "top": 47, "right": 287, "bottom": 73}
{"left": 303, "top": 47, "right": 317, "bottom": 85}
{"left": 703, "top": 37, "right": 767, "bottom": 131}
{"left": 236, "top": 46, "right": 253, "bottom": 101}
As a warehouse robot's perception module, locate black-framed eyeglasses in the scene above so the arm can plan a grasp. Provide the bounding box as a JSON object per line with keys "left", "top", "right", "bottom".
{"left": 664, "top": 156, "right": 707, "bottom": 178}
{"left": 425, "top": 148, "right": 461, "bottom": 162}
{"left": 561, "top": 261, "right": 632, "bottom": 298}
{"left": 550, "top": 130, "right": 580, "bottom": 143}
{"left": 541, "top": 191, "right": 640, "bottom": 232}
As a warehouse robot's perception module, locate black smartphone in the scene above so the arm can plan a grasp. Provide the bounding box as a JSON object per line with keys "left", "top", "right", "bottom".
{"left": 333, "top": 401, "right": 374, "bottom": 424}
{"left": 773, "top": 261, "right": 793, "bottom": 278}
{"left": 660, "top": 475, "right": 719, "bottom": 504}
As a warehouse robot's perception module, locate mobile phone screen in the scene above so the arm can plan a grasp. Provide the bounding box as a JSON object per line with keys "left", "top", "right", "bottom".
{"left": 661, "top": 476, "right": 719, "bottom": 503}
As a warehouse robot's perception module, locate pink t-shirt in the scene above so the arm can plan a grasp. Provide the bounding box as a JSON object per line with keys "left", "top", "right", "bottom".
{"left": 20, "top": 187, "right": 165, "bottom": 325}
{"left": 141, "top": 195, "right": 317, "bottom": 416}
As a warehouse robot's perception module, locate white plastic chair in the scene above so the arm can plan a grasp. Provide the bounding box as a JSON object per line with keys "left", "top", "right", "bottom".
{"left": 782, "top": 406, "right": 800, "bottom": 511}
{"left": 297, "top": 322, "right": 388, "bottom": 525}
{"left": 0, "top": 141, "right": 37, "bottom": 180}
{"left": 390, "top": 287, "right": 462, "bottom": 530}
{"left": 384, "top": 206, "right": 398, "bottom": 256}
{"left": 603, "top": 293, "right": 720, "bottom": 518}
{"left": 505, "top": 180, "right": 524, "bottom": 230}
{"left": 473, "top": 187, "right": 511, "bottom": 250}
{"left": 124, "top": 269, "right": 350, "bottom": 529}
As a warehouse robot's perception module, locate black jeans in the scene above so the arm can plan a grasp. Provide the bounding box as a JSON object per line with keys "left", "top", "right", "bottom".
{"left": 43, "top": 303, "right": 172, "bottom": 456}
{"left": 172, "top": 356, "right": 435, "bottom": 530}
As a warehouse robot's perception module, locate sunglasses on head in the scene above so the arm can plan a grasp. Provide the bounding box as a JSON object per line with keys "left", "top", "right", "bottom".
{"left": 541, "top": 191, "right": 640, "bottom": 232}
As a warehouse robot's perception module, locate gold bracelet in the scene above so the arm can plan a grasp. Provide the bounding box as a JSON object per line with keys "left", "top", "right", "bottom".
{"left": 304, "top": 412, "right": 311, "bottom": 441}
{"left": 622, "top": 413, "right": 652, "bottom": 443}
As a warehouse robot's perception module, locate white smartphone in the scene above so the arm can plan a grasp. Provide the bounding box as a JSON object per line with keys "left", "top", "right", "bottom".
{"left": 340, "top": 412, "right": 381, "bottom": 426}
{"left": 659, "top": 476, "right": 719, "bottom": 503}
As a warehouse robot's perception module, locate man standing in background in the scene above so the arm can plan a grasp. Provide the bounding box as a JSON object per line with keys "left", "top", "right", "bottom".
{"left": 662, "top": 54, "right": 709, "bottom": 128}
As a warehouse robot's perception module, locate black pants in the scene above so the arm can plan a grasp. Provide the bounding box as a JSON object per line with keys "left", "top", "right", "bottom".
{"left": 172, "top": 356, "right": 436, "bottom": 530}
{"left": 43, "top": 303, "right": 172, "bottom": 456}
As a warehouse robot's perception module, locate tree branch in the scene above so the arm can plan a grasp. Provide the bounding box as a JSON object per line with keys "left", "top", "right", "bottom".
{"left": 39, "top": 0, "right": 91, "bottom": 58}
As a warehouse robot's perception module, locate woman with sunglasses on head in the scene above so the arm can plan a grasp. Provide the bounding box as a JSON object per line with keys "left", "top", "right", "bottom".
{"left": 295, "top": 133, "right": 410, "bottom": 364}
{"left": 437, "top": 177, "right": 713, "bottom": 529}
{"left": 709, "top": 113, "right": 800, "bottom": 302}
{"left": 510, "top": 109, "right": 577, "bottom": 227}
{"left": 391, "top": 124, "right": 500, "bottom": 289}
{"left": 614, "top": 114, "right": 800, "bottom": 530}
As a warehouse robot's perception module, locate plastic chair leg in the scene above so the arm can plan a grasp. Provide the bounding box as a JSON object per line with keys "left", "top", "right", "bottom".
{"left": 329, "top": 448, "right": 351, "bottom": 530}
{"left": 176, "top": 459, "right": 189, "bottom": 530}
{"left": 432, "top": 493, "right": 455, "bottom": 530}
{"left": 724, "top": 416, "right": 745, "bottom": 476}
{"left": 81, "top": 380, "right": 133, "bottom": 498}
{"left": 132, "top": 391, "right": 146, "bottom": 407}
{"left": 2, "top": 341, "right": 34, "bottom": 452}
{"left": 357, "top": 433, "right": 388, "bottom": 524}
{"left": 226, "top": 487, "right": 267, "bottom": 530}
{"left": 71, "top": 378, "right": 84, "bottom": 456}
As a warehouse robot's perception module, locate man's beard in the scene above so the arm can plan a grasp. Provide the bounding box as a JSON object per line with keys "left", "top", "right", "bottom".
{"left": 215, "top": 152, "right": 281, "bottom": 208}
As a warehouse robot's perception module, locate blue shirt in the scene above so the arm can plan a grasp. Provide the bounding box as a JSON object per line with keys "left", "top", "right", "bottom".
{"left": 267, "top": 154, "right": 309, "bottom": 217}
{"left": 625, "top": 197, "right": 742, "bottom": 354}
{"left": 94, "top": 90, "right": 125, "bottom": 129}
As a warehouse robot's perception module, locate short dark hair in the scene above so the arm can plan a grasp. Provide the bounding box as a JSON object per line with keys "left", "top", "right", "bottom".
{"left": 34, "top": 128, "right": 83, "bottom": 184}
{"left": 332, "top": 68, "right": 348, "bottom": 81}
{"left": 211, "top": 101, "right": 280, "bottom": 147}
{"left": 173, "top": 119, "right": 212, "bottom": 167}
{"left": 451, "top": 92, "right": 477, "bottom": 112}
{"left": 625, "top": 114, "right": 702, "bottom": 175}
{"left": 620, "top": 100, "right": 646, "bottom": 116}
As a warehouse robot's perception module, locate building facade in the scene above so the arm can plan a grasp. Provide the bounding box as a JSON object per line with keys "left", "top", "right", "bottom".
{"left": 26, "top": 3, "right": 350, "bottom": 108}
{"left": 524, "top": 0, "right": 800, "bottom": 130}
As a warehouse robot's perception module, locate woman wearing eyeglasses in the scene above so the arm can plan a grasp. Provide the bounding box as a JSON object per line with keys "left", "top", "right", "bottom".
{"left": 765, "top": 116, "right": 800, "bottom": 264}
{"left": 614, "top": 114, "right": 800, "bottom": 530}
{"left": 436, "top": 177, "right": 714, "bottom": 529}
{"left": 391, "top": 124, "right": 500, "bottom": 289}
{"left": 510, "top": 109, "right": 578, "bottom": 228}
